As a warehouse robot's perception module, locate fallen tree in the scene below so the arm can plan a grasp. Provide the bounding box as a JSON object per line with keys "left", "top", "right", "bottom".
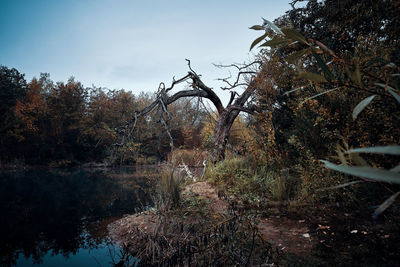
{"left": 119, "top": 59, "right": 260, "bottom": 162}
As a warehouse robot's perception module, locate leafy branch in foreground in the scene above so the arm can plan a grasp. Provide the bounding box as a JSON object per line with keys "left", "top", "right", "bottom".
{"left": 251, "top": 18, "right": 400, "bottom": 218}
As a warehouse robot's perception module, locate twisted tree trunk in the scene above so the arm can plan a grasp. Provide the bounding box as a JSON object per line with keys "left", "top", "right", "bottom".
{"left": 120, "top": 60, "right": 257, "bottom": 162}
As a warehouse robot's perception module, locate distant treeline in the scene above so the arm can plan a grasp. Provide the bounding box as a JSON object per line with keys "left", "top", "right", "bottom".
{"left": 0, "top": 69, "right": 206, "bottom": 166}
{"left": 0, "top": 68, "right": 256, "bottom": 167}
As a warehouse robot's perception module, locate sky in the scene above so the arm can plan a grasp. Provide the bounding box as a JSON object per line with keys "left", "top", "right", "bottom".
{"left": 0, "top": 0, "right": 298, "bottom": 104}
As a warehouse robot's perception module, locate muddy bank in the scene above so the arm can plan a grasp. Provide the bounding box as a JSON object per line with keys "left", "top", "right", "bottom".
{"left": 108, "top": 181, "right": 400, "bottom": 265}
{"left": 107, "top": 182, "right": 230, "bottom": 251}
{"left": 108, "top": 181, "right": 316, "bottom": 264}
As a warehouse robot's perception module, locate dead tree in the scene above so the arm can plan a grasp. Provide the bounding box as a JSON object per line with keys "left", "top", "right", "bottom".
{"left": 121, "top": 59, "right": 260, "bottom": 163}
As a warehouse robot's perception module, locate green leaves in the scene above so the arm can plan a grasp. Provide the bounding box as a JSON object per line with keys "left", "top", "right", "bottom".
{"left": 320, "top": 160, "right": 400, "bottom": 184}
{"left": 249, "top": 25, "right": 264, "bottom": 31}
{"left": 260, "top": 36, "right": 288, "bottom": 48}
{"left": 262, "top": 18, "right": 283, "bottom": 35}
{"left": 250, "top": 20, "right": 338, "bottom": 84}
{"left": 250, "top": 19, "right": 314, "bottom": 53}
{"left": 249, "top": 19, "right": 286, "bottom": 50}
{"left": 300, "top": 87, "right": 338, "bottom": 105}
{"left": 324, "top": 146, "right": 400, "bottom": 218}
{"left": 375, "top": 83, "right": 400, "bottom": 103}
{"left": 250, "top": 32, "right": 268, "bottom": 51}
{"left": 346, "top": 146, "right": 400, "bottom": 155}
{"left": 281, "top": 28, "right": 308, "bottom": 44}
{"left": 372, "top": 191, "right": 400, "bottom": 219}
{"left": 352, "top": 95, "right": 376, "bottom": 120}
{"left": 317, "top": 180, "right": 362, "bottom": 191}
{"left": 311, "top": 49, "right": 334, "bottom": 81}
{"left": 391, "top": 165, "right": 400, "bottom": 172}
{"left": 388, "top": 88, "right": 400, "bottom": 103}
{"left": 286, "top": 48, "right": 312, "bottom": 64}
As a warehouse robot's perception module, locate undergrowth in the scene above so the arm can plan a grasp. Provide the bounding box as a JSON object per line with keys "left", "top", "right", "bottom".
{"left": 206, "top": 155, "right": 370, "bottom": 210}
{"left": 116, "top": 166, "right": 275, "bottom": 266}
{"left": 207, "top": 156, "right": 299, "bottom": 205}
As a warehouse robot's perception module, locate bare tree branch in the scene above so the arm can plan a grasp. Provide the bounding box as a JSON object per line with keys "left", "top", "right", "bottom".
{"left": 231, "top": 80, "right": 257, "bottom": 108}
{"left": 167, "top": 89, "right": 208, "bottom": 105}
{"left": 226, "top": 105, "right": 256, "bottom": 115}
{"left": 217, "top": 72, "right": 256, "bottom": 91}
{"left": 117, "top": 59, "right": 261, "bottom": 162}
{"left": 214, "top": 61, "right": 260, "bottom": 91}
{"left": 164, "top": 73, "right": 192, "bottom": 93}
{"left": 189, "top": 72, "right": 225, "bottom": 114}
{"left": 213, "top": 61, "right": 262, "bottom": 71}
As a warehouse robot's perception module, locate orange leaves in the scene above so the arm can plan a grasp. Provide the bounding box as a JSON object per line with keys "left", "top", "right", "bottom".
{"left": 14, "top": 81, "right": 47, "bottom": 135}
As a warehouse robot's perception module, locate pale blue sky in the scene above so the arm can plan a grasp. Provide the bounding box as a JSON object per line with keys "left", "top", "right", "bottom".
{"left": 0, "top": 0, "right": 297, "bottom": 103}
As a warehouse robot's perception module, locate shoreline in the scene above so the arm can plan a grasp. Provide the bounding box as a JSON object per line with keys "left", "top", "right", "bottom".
{"left": 107, "top": 181, "right": 316, "bottom": 265}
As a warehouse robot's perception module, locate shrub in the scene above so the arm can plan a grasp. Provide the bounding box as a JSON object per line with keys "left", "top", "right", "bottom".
{"left": 207, "top": 156, "right": 301, "bottom": 204}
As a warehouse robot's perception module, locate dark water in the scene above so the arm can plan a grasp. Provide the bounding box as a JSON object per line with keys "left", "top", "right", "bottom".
{"left": 0, "top": 167, "right": 157, "bottom": 266}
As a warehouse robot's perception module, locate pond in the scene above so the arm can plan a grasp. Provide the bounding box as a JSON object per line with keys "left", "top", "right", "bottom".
{"left": 0, "top": 167, "right": 158, "bottom": 266}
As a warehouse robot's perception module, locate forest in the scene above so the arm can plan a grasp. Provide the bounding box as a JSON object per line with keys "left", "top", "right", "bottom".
{"left": 1, "top": 0, "right": 399, "bottom": 265}
{"left": 0, "top": 69, "right": 209, "bottom": 166}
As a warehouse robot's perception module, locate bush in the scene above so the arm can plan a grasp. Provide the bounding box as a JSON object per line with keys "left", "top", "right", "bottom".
{"left": 207, "top": 156, "right": 300, "bottom": 204}
{"left": 250, "top": 5, "right": 400, "bottom": 215}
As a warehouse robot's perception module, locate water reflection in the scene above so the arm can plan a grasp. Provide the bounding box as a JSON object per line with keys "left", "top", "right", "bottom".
{"left": 0, "top": 167, "right": 156, "bottom": 266}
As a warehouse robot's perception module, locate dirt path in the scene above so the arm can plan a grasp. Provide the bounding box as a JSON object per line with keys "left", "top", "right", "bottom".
{"left": 184, "top": 181, "right": 315, "bottom": 255}
{"left": 108, "top": 181, "right": 315, "bottom": 256}
{"left": 256, "top": 217, "right": 314, "bottom": 255}
{"left": 183, "top": 181, "right": 229, "bottom": 214}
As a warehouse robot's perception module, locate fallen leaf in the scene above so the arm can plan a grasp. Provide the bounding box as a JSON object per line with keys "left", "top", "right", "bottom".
{"left": 350, "top": 230, "right": 358, "bottom": 234}
{"left": 302, "top": 233, "right": 310, "bottom": 238}
{"left": 317, "top": 224, "right": 330, "bottom": 230}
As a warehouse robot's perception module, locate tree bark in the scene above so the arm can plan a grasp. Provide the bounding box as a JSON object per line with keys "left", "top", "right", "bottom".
{"left": 212, "top": 80, "right": 256, "bottom": 162}
{"left": 212, "top": 111, "right": 236, "bottom": 162}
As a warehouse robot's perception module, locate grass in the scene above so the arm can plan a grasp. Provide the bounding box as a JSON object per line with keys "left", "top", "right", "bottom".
{"left": 206, "top": 156, "right": 300, "bottom": 205}
{"left": 202, "top": 155, "right": 400, "bottom": 266}
{"left": 155, "top": 168, "right": 184, "bottom": 211}
{"left": 118, "top": 155, "right": 400, "bottom": 266}
{"left": 119, "top": 169, "right": 275, "bottom": 266}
